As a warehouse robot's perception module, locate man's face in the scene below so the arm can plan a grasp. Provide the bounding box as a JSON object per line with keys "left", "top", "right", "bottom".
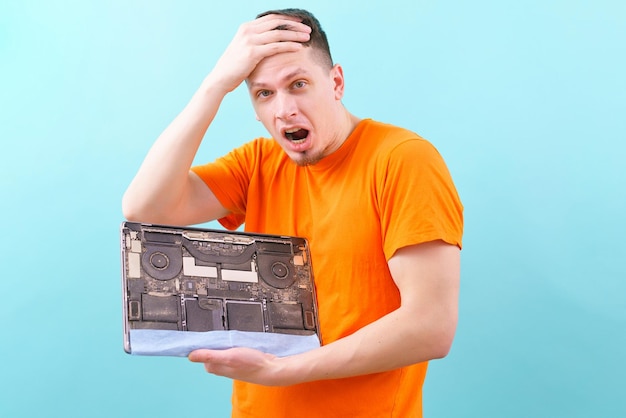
{"left": 247, "top": 47, "right": 346, "bottom": 166}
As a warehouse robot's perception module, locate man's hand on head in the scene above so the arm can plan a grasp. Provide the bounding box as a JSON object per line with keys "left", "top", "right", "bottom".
{"left": 208, "top": 14, "right": 311, "bottom": 94}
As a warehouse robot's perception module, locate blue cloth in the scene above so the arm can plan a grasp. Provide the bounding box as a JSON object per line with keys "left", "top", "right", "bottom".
{"left": 129, "top": 329, "right": 321, "bottom": 357}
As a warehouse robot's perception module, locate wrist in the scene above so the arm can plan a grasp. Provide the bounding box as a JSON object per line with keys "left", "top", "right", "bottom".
{"left": 270, "top": 353, "right": 315, "bottom": 386}
{"left": 200, "top": 71, "right": 239, "bottom": 97}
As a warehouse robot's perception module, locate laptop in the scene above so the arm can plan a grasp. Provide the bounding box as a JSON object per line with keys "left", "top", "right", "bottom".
{"left": 120, "top": 221, "right": 320, "bottom": 356}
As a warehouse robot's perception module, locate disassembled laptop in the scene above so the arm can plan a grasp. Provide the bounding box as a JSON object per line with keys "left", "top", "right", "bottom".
{"left": 120, "top": 222, "right": 320, "bottom": 354}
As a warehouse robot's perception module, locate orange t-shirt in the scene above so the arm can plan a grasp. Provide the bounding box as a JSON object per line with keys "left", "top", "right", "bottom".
{"left": 192, "top": 119, "right": 463, "bottom": 417}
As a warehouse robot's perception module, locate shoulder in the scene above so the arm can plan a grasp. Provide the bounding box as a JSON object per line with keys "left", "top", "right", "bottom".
{"left": 361, "top": 119, "right": 418, "bottom": 139}
{"left": 357, "top": 119, "right": 442, "bottom": 163}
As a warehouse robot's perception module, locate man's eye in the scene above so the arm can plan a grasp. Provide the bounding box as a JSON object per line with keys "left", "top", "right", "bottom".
{"left": 257, "top": 90, "right": 271, "bottom": 98}
{"left": 293, "top": 81, "right": 306, "bottom": 89}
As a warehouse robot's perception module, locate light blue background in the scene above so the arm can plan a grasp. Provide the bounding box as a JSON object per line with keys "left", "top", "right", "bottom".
{"left": 1, "top": 1, "right": 624, "bottom": 417}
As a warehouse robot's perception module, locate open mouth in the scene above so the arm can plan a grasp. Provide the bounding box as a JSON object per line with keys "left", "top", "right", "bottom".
{"left": 285, "top": 128, "right": 309, "bottom": 143}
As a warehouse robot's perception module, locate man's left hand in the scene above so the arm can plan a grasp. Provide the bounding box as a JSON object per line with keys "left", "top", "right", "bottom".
{"left": 188, "top": 347, "right": 290, "bottom": 386}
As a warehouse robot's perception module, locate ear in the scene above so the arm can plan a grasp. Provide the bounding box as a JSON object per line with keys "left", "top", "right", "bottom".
{"left": 255, "top": 113, "right": 261, "bottom": 121}
{"left": 331, "top": 64, "right": 345, "bottom": 100}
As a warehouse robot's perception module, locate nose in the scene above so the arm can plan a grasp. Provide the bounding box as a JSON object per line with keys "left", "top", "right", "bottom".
{"left": 274, "top": 93, "right": 297, "bottom": 120}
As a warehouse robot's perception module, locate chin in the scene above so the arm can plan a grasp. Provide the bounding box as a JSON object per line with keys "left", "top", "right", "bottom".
{"left": 290, "top": 151, "right": 324, "bottom": 166}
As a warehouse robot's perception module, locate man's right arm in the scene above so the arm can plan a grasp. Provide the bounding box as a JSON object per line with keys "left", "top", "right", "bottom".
{"left": 122, "top": 14, "right": 311, "bottom": 226}
{"left": 122, "top": 76, "right": 232, "bottom": 226}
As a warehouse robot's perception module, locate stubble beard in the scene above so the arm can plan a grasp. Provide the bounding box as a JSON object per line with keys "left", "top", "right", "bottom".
{"left": 291, "top": 149, "right": 325, "bottom": 166}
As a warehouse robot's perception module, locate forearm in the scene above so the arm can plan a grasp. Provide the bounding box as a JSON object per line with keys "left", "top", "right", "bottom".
{"left": 278, "top": 243, "right": 459, "bottom": 384}
{"left": 277, "top": 303, "right": 457, "bottom": 384}
{"left": 122, "top": 75, "right": 228, "bottom": 223}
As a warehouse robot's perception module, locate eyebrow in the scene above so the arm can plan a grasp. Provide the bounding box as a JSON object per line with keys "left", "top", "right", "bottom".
{"left": 248, "top": 68, "right": 311, "bottom": 90}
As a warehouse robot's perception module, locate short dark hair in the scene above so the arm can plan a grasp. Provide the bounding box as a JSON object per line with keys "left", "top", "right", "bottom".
{"left": 256, "top": 8, "right": 333, "bottom": 69}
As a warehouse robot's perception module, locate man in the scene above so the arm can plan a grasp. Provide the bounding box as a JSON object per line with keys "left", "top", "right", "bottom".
{"left": 123, "top": 8, "right": 463, "bottom": 418}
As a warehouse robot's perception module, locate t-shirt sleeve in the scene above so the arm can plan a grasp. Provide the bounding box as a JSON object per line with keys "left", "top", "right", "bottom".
{"left": 378, "top": 139, "right": 464, "bottom": 260}
{"left": 190, "top": 141, "right": 259, "bottom": 230}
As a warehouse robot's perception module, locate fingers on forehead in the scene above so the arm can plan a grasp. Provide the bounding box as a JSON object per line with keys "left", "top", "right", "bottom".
{"left": 257, "top": 14, "right": 311, "bottom": 31}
